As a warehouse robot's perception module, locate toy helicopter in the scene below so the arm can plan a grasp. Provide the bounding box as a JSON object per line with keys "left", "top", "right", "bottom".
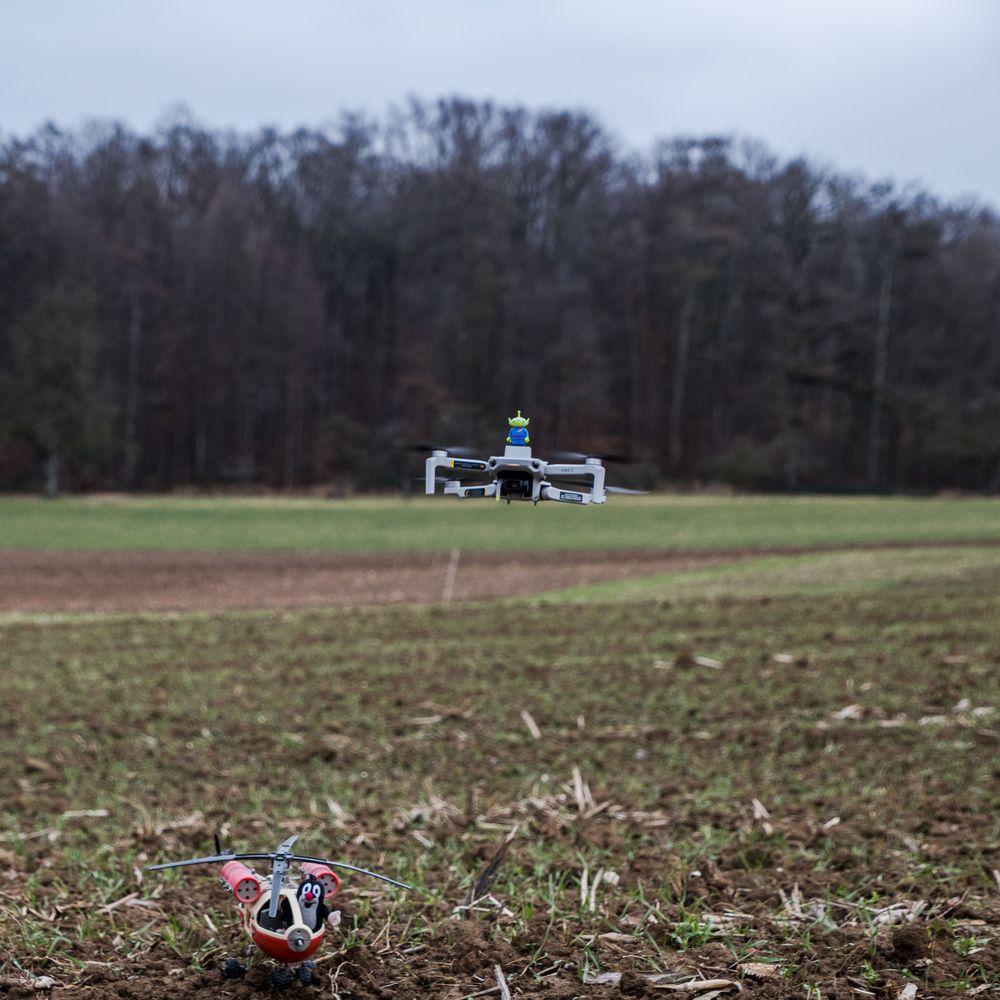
{"left": 423, "top": 411, "right": 646, "bottom": 505}
{"left": 149, "top": 833, "right": 413, "bottom": 988}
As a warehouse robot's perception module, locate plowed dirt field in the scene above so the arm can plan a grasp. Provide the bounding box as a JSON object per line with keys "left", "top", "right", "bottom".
{"left": 0, "top": 549, "right": 744, "bottom": 612}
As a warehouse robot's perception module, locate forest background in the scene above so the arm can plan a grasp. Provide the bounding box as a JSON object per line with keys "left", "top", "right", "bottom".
{"left": 2, "top": 99, "right": 999, "bottom": 496}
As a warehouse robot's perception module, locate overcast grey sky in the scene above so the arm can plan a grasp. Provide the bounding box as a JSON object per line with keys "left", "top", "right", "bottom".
{"left": 3, "top": 0, "right": 999, "bottom": 208}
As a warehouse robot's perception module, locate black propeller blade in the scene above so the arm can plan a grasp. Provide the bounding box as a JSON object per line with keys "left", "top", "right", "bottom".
{"left": 412, "top": 474, "right": 490, "bottom": 484}
{"left": 548, "top": 450, "right": 636, "bottom": 464}
{"left": 544, "top": 478, "right": 648, "bottom": 495}
{"left": 547, "top": 479, "right": 597, "bottom": 490}
{"left": 408, "top": 443, "right": 483, "bottom": 458}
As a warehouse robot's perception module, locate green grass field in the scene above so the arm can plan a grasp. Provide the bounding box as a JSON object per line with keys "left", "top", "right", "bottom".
{"left": 545, "top": 545, "right": 1000, "bottom": 603}
{"left": 1, "top": 493, "right": 999, "bottom": 552}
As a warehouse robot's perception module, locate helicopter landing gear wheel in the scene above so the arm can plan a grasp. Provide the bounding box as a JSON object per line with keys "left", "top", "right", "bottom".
{"left": 270, "top": 966, "right": 294, "bottom": 989}
{"left": 297, "top": 959, "right": 315, "bottom": 984}
{"left": 222, "top": 957, "right": 247, "bottom": 979}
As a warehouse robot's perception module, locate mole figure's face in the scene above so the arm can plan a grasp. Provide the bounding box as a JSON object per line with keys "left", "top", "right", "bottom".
{"left": 508, "top": 410, "right": 530, "bottom": 428}
{"left": 298, "top": 878, "right": 324, "bottom": 909}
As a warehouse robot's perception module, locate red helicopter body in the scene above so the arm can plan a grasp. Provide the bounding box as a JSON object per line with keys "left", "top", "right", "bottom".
{"left": 150, "top": 835, "right": 409, "bottom": 986}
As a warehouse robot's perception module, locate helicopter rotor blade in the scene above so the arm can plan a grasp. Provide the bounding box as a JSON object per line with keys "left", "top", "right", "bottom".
{"left": 147, "top": 852, "right": 274, "bottom": 871}
{"left": 604, "top": 486, "right": 648, "bottom": 495}
{"left": 149, "top": 841, "right": 416, "bottom": 895}
{"left": 276, "top": 834, "right": 299, "bottom": 854}
{"left": 289, "top": 854, "right": 415, "bottom": 892}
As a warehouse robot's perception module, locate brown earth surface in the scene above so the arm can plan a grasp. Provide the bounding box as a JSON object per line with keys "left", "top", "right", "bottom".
{"left": 0, "top": 549, "right": 748, "bottom": 613}
{"left": 2, "top": 551, "right": 998, "bottom": 998}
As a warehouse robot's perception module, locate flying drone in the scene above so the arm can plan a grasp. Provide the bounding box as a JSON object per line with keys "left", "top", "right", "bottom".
{"left": 149, "top": 833, "right": 413, "bottom": 988}
{"left": 423, "top": 411, "right": 646, "bottom": 505}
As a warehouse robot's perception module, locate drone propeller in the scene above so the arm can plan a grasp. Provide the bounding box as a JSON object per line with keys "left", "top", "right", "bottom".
{"left": 548, "top": 450, "right": 636, "bottom": 464}
{"left": 545, "top": 477, "right": 648, "bottom": 496}
{"left": 413, "top": 472, "right": 488, "bottom": 483}
{"left": 408, "top": 443, "right": 483, "bottom": 458}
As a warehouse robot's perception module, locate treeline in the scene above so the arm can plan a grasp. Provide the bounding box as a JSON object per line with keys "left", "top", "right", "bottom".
{"left": 1, "top": 100, "right": 999, "bottom": 494}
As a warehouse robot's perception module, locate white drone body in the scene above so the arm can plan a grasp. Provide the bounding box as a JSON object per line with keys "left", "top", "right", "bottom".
{"left": 426, "top": 445, "right": 631, "bottom": 505}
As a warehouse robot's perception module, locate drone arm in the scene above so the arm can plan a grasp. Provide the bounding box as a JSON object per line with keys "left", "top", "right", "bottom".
{"left": 426, "top": 454, "right": 489, "bottom": 494}
{"left": 542, "top": 461, "right": 606, "bottom": 503}
{"left": 425, "top": 455, "right": 445, "bottom": 494}
{"left": 540, "top": 485, "right": 597, "bottom": 505}
{"left": 443, "top": 481, "right": 496, "bottom": 499}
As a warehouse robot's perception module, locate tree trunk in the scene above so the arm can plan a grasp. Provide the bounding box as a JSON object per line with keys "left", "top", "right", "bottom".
{"left": 43, "top": 452, "right": 60, "bottom": 499}
{"left": 668, "top": 281, "right": 695, "bottom": 471}
{"left": 123, "top": 282, "right": 142, "bottom": 488}
{"left": 283, "top": 367, "right": 298, "bottom": 488}
{"left": 867, "top": 255, "right": 893, "bottom": 488}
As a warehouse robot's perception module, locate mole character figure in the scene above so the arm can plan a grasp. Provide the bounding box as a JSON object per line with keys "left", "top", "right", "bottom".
{"left": 506, "top": 411, "right": 530, "bottom": 446}
{"left": 296, "top": 877, "right": 331, "bottom": 931}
